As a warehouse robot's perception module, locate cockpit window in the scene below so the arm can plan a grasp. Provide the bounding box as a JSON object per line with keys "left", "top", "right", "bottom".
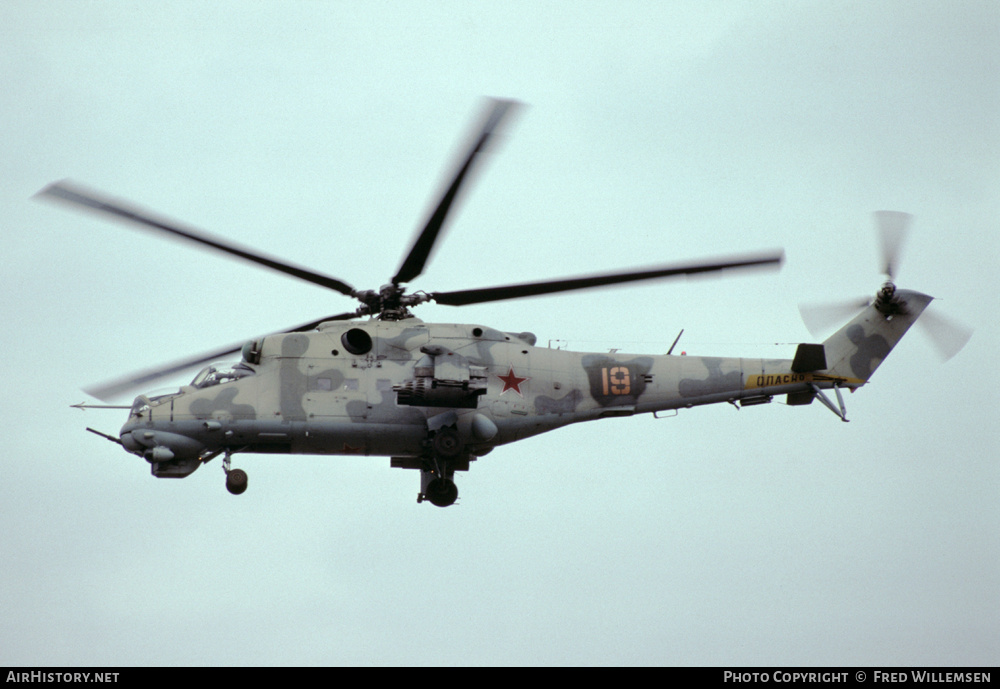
{"left": 191, "top": 362, "right": 256, "bottom": 389}
{"left": 130, "top": 395, "right": 151, "bottom": 418}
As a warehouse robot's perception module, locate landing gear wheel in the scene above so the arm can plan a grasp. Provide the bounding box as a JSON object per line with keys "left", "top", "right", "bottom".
{"left": 425, "top": 477, "right": 458, "bottom": 507}
{"left": 226, "top": 468, "right": 248, "bottom": 495}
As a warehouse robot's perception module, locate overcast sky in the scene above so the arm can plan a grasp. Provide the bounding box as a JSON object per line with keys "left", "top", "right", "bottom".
{"left": 1, "top": 1, "right": 997, "bottom": 666}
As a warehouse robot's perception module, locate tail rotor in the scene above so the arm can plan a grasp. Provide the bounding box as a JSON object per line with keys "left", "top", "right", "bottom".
{"left": 799, "top": 211, "right": 971, "bottom": 361}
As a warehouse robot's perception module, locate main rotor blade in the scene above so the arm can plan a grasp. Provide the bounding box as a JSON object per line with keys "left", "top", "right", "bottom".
{"left": 37, "top": 180, "right": 357, "bottom": 297}
{"left": 392, "top": 98, "right": 520, "bottom": 286}
{"left": 874, "top": 210, "right": 912, "bottom": 280}
{"left": 430, "top": 251, "right": 784, "bottom": 306}
{"left": 83, "top": 311, "right": 358, "bottom": 401}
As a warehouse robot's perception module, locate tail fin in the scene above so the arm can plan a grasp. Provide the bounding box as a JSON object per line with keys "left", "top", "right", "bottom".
{"left": 822, "top": 289, "right": 933, "bottom": 385}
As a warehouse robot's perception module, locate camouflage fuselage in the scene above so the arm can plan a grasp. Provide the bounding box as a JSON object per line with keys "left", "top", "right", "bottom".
{"left": 118, "top": 317, "right": 864, "bottom": 477}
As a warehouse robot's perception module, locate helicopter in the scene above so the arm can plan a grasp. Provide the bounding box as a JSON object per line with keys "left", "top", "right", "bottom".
{"left": 39, "top": 99, "right": 968, "bottom": 507}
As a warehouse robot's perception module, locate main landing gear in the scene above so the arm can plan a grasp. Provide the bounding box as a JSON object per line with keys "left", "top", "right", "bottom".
{"left": 417, "top": 427, "right": 463, "bottom": 507}
{"left": 422, "top": 473, "right": 459, "bottom": 507}
{"left": 223, "top": 452, "right": 247, "bottom": 495}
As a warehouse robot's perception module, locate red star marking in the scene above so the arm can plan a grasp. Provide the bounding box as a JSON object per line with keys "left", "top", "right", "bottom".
{"left": 342, "top": 443, "right": 363, "bottom": 454}
{"left": 497, "top": 366, "right": 529, "bottom": 397}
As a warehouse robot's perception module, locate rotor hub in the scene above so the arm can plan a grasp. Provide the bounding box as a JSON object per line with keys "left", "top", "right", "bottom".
{"left": 874, "top": 280, "right": 906, "bottom": 317}
{"left": 348, "top": 284, "right": 433, "bottom": 320}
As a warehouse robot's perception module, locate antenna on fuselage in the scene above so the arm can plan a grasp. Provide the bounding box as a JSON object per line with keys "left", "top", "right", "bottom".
{"left": 666, "top": 329, "right": 684, "bottom": 356}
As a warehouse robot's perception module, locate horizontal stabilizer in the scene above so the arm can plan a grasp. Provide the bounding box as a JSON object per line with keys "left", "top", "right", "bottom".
{"left": 786, "top": 391, "right": 815, "bottom": 406}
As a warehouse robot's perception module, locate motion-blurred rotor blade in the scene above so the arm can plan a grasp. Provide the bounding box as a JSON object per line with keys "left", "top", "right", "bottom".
{"left": 392, "top": 98, "right": 520, "bottom": 286}
{"left": 430, "top": 251, "right": 783, "bottom": 306}
{"left": 917, "top": 309, "right": 973, "bottom": 362}
{"left": 84, "top": 343, "right": 250, "bottom": 402}
{"left": 83, "top": 311, "right": 358, "bottom": 401}
{"left": 281, "top": 311, "right": 360, "bottom": 331}
{"left": 36, "top": 180, "right": 357, "bottom": 297}
{"left": 798, "top": 297, "right": 871, "bottom": 337}
{"left": 874, "top": 210, "right": 912, "bottom": 280}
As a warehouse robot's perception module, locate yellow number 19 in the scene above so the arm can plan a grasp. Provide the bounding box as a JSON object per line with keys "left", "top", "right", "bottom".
{"left": 601, "top": 366, "right": 631, "bottom": 395}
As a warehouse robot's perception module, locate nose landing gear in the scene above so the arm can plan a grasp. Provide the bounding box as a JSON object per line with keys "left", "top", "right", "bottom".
{"left": 223, "top": 452, "right": 247, "bottom": 495}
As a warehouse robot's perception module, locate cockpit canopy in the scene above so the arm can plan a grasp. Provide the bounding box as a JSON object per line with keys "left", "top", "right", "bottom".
{"left": 190, "top": 362, "right": 256, "bottom": 389}
{"left": 127, "top": 362, "right": 256, "bottom": 420}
